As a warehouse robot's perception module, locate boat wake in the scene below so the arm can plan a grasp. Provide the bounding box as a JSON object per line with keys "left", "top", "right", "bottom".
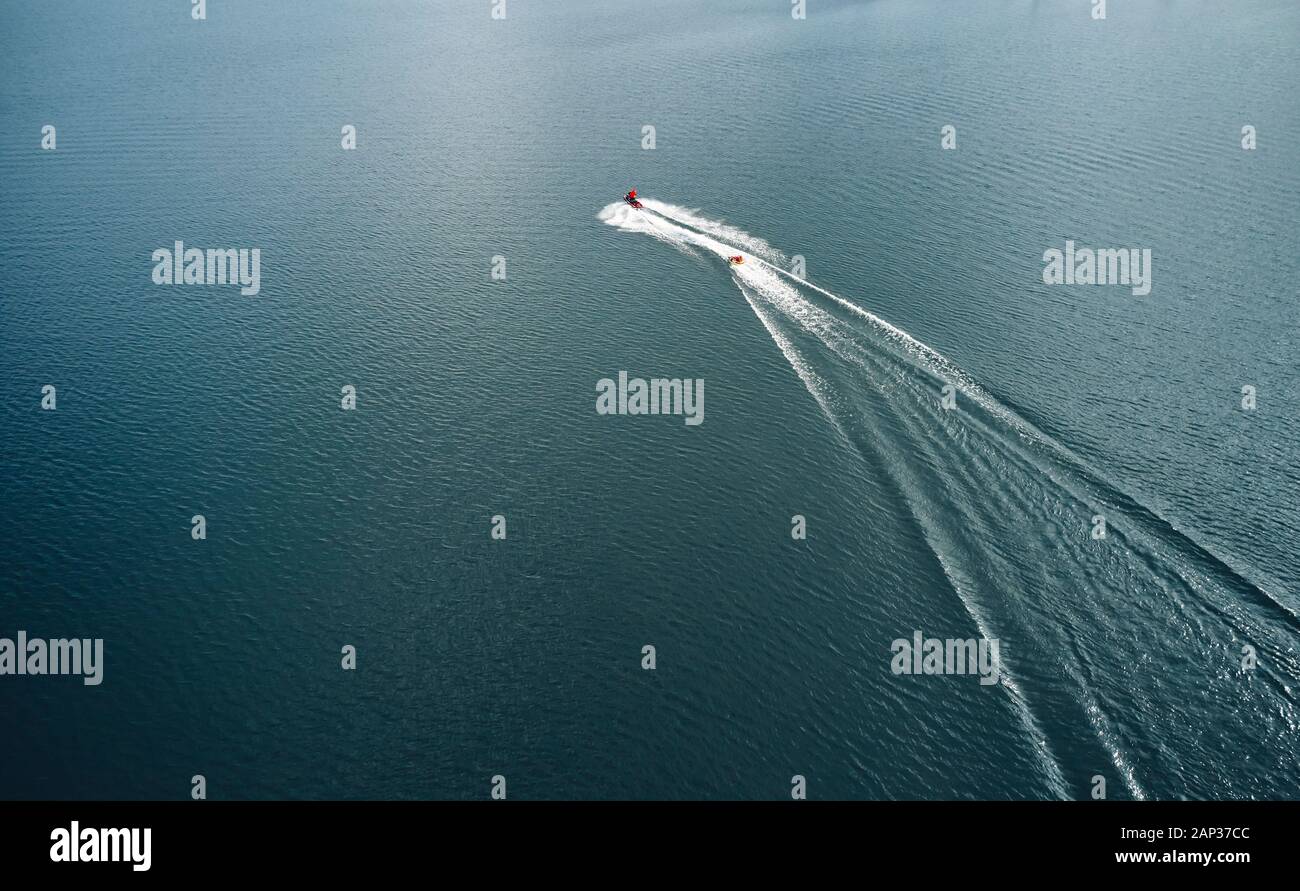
{"left": 599, "top": 197, "right": 1300, "bottom": 800}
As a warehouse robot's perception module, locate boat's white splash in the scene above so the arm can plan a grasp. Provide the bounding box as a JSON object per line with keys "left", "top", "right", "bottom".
{"left": 639, "top": 199, "right": 788, "bottom": 265}
{"left": 599, "top": 196, "right": 1300, "bottom": 801}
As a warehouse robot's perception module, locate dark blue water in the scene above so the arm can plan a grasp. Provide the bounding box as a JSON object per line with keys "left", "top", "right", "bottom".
{"left": 1, "top": 0, "right": 1297, "bottom": 799}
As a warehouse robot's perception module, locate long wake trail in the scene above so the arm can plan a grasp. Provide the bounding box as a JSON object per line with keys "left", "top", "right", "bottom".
{"left": 600, "top": 197, "right": 1300, "bottom": 800}
{"left": 606, "top": 198, "right": 1079, "bottom": 797}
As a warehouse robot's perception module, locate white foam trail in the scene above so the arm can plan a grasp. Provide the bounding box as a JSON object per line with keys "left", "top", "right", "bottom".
{"left": 600, "top": 198, "right": 1079, "bottom": 798}
{"left": 615, "top": 200, "right": 1297, "bottom": 631}
{"left": 641, "top": 200, "right": 787, "bottom": 265}
{"left": 614, "top": 196, "right": 1300, "bottom": 799}
{"left": 740, "top": 274, "right": 1074, "bottom": 800}
{"left": 599, "top": 201, "right": 741, "bottom": 263}
{"left": 754, "top": 251, "right": 1298, "bottom": 638}
{"left": 741, "top": 286, "right": 853, "bottom": 446}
